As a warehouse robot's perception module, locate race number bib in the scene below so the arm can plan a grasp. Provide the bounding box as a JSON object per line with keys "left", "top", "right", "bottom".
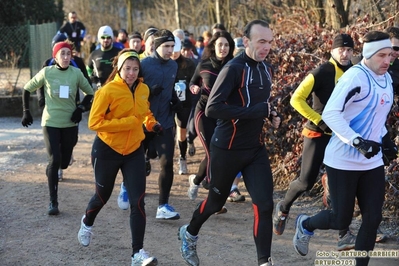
{"left": 59, "top": 85, "right": 70, "bottom": 98}
{"left": 174, "top": 80, "right": 186, "bottom": 101}
{"left": 72, "top": 31, "right": 77, "bottom": 38}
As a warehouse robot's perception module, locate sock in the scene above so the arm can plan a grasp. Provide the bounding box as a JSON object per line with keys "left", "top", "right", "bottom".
{"left": 178, "top": 139, "right": 187, "bottom": 159}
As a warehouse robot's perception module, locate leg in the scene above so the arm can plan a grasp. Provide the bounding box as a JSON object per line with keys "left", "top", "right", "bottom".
{"left": 119, "top": 146, "right": 147, "bottom": 255}
{"left": 242, "top": 146, "right": 274, "bottom": 264}
{"left": 59, "top": 126, "right": 79, "bottom": 169}
{"left": 42, "top": 126, "right": 61, "bottom": 204}
{"left": 354, "top": 166, "right": 385, "bottom": 266}
{"left": 281, "top": 135, "right": 330, "bottom": 212}
{"left": 84, "top": 156, "right": 121, "bottom": 226}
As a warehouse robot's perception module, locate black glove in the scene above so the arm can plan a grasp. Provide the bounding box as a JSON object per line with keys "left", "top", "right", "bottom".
{"left": 71, "top": 107, "right": 83, "bottom": 123}
{"left": 170, "top": 99, "right": 183, "bottom": 113}
{"left": 152, "top": 123, "right": 164, "bottom": 136}
{"left": 21, "top": 110, "right": 33, "bottom": 127}
{"left": 382, "top": 133, "right": 398, "bottom": 164}
{"left": 353, "top": 137, "right": 381, "bottom": 159}
{"left": 317, "top": 120, "right": 332, "bottom": 134}
{"left": 150, "top": 85, "right": 164, "bottom": 96}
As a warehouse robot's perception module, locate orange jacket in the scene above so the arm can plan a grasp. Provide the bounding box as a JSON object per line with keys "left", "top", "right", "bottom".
{"left": 89, "top": 75, "right": 158, "bottom": 155}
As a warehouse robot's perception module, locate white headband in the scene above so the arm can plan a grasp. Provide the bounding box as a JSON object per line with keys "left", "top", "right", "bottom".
{"left": 362, "top": 39, "right": 392, "bottom": 59}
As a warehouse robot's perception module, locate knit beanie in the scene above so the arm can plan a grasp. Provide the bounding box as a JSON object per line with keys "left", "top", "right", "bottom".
{"left": 97, "top": 25, "right": 113, "bottom": 41}
{"left": 332, "top": 34, "right": 354, "bottom": 49}
{"left": 153, "top": 29, "right": 175, "bottom": 50}
{"left": 52, "top": 42, "right": 72, "bottom": 58}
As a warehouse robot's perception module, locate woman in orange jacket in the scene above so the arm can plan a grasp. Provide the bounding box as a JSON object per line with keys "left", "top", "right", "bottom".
{"left": 77, "top": 49, "right": 161, "bottom": 266}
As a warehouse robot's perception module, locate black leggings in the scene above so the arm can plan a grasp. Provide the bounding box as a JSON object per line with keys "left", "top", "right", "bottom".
{"left": 187, "top": 144, "right": 274, "bottom": 265}
{"left": 85, "top": 145, "right": 147, "bottom": 254}
{"left": 192, "top": 108, "right": 217, "bottom": 185}
{"left": 42, "top": 126, "right": 78, "bottom": 201}
{"left": 281, "top": 135, "right": 330, "bottom": 211}
{"left": 306, "top": 165, "right": 385, "bottom": 266}
{"left": 142, "top": 127, "right": 175, "bottom": 205}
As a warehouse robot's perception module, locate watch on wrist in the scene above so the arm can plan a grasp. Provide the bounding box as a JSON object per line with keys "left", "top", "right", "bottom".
{"left": 353, "top": 137, "right": 361, "bottom": 147}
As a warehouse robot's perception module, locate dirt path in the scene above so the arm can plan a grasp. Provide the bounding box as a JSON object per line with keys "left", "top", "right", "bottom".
{"left": 0, "top": 116, "right": 398, "bottom": 265}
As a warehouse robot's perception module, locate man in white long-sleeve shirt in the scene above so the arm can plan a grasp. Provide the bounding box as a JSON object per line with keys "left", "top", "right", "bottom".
{"left": 292, "top": 31, "right": 397, "bottom": 266}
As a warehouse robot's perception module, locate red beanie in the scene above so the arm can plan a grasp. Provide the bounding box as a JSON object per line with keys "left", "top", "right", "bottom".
{"left": 52, "top": 42, "right": 72, "bottom": 58}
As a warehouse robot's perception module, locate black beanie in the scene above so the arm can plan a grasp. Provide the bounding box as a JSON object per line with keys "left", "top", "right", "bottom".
{"left": 332, "top": 34, "right": 354, "bottom": 49}
{"left": 153, "top": 29, "right": 175, "bottom": 50}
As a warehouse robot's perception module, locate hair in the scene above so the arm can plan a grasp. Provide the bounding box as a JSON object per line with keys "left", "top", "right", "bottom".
{"left": 212, "top": 23, "right": 226, "bottom": 31}
{"left": 201, "top": 30, "right": 235, "bottom": 62}
{"left": 202, "top": 30, "right": 212, "bottom": 39}
{"left": 105, "top": 49, "right": 142, "bottom": 85}
{"left": 243, "top": 19, "right": 270, "bottom": 39}
{"left": 385, "top": 26, "right": 399, "bottom": 40}
{"left": 362, "top": 31, "right": 390, "bottom": 43}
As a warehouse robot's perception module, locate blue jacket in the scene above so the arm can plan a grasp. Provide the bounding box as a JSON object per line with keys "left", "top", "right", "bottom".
{"left": 141, "top": 52, "right": 178, "bottom": 129}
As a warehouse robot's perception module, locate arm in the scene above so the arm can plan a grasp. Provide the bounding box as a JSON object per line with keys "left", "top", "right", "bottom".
{"left": 290, "top": 74, "right": 321, "bottom": 125}
{"left": 189, "top": 62, "right": 202, "bottom": 94}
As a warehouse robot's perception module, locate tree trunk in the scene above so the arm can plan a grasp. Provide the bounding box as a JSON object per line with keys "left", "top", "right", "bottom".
{"left": 174, "top": 0, "right": 181, "bottom": 29}
{"left": 126, "top": 0, "right": 133, "bottom": 33}
{"left": 215, "top": 0, "right": 220, "bottom": 24}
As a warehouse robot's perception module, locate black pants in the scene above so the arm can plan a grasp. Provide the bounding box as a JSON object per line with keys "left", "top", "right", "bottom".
{"left": 281, "top": 134, "right": 330, "bottom": 211}
{"left": 307, "top": 165, "right": 385, "bottom": 266}
{"left": 42, "top": 126, "right": 78, "bottom": 202}
{"left": 142, "top": 127, "right": 175, "bottom": 206}
{"left": 187, "top": 144, "right": 274, "bottom": 265}
{"left": 85, "top": 144, "right": 147, "bottom": 254}
{"left": 192, "top": 108, "right": 217, "bottom": 185}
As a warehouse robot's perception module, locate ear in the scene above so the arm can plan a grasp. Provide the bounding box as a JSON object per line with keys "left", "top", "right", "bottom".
{"left": 243, "top": 36, "right": 249, "bottom": 48}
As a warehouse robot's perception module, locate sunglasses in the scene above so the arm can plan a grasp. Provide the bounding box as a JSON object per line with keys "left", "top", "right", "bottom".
{"left": 101, "top": 36, "right": 112, "bottom": 40}
{"left": 393, "top": 46, "right": 399, "bottom": 51}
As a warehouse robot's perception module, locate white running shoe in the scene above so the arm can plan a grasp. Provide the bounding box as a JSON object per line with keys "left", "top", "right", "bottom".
{"left": 58, "top": 168, "right": 63, "bottom": 181}
{"left": 178, "top": 157, "right": 188, "bottom": 175}
{"left": 131, "top": 249, "right": 158, "bottom": 266}
{"left": 117, "top": 182, "right": 129, "bottom": 210}
{"left": 293, "top": 214, "right": 313, "bottom": 256}
{"left": 187, "top": 174, "right": 199, "bottom": 200}
{"left": 156, "top": 204, "right": 180, "bottom": 220}
{"left": 78, "top": 215, "right": 93, "bottom": 247}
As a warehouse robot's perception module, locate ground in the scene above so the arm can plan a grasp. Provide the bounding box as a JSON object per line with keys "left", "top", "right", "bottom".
{"left": 0, "top": 115, "right": 398, "bottom": 266}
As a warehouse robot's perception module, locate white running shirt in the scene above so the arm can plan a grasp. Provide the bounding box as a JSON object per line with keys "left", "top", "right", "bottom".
{"left": 322, "top": 61, "right": 393, "bottom": 170}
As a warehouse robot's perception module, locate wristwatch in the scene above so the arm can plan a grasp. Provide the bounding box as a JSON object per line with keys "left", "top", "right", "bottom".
{"left": 352, "top": 137, "right": 361, "bottom": 147}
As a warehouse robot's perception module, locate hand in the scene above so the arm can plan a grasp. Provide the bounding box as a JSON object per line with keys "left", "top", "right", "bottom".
{"left": 150, "top": 84, "right": 163, "bottom": 96}
{"left": 152, "top": 123, "right": 164, "bottom": 136}
{"left": 270, "top": 111, "right": 281, "bottom": 128}
{"left": 71, "top": 107, "right": 83, "bottom": 123}
{"left": 21, "top": 110, "right": 33, "bottom": 127}
{"left": 353, "top": 137, "right": 381, "bottom": 159}
{"left": 190, "top": 85, "right": 200, "bottom": 94}
{"left": 382, "top": 133, "right": 398, "bottom": 162}
{"left": 317, "top": 120, "right": 332, "bottom": 134}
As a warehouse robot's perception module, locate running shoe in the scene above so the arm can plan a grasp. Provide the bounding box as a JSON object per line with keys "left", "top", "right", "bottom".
{"left": 78, "top": 215, "right": 92, "bottom": 247}
{"left": 117, "top": 182, "right": 129, "bottom": 210}
{"left": 145, "top": 159, "right": 151, "bottom": 176}
{"left": 188, "top": 143, "right": 196, "bottom": 156}
{"left": 228, "top": 188, "right": 245, "bottom": 202}
{"left": 58, "top": 168, "right": 63, "bottom": 181}
{"left": 273, "top": 201, "right": 288, "bottom": 235}
{"left": 131, "top": 249, "right": 158, "bottom": 266}
{"left": 293, "top": 214, "right": 313, "bottom": 256}
{"left": 156, "top": 204, "right": 180, "bottom": 220}
{"left": 179, "top": 157, "right": 188, "bottom": 175}
{"left": 178, "top": 225, "right": 199, "bottom": 266}
{"left": 260, "top": 257, "right": 274, "bottom": 265}
{"left": 48, "top": 200, "right": 59, "bottom": 215}
{"left": 215, "top": 206, "right": 228, "bottom": 215}
{"left": 337, "top": 231, "right": 356, "bottom": 251}
{"left": 188, "top": 175, "right": 199, "bottom": 200}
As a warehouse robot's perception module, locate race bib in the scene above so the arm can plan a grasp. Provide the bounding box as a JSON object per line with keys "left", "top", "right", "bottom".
{"left": 59, "top": 85, "right": 70, "bottom": 98}
{"left": 72, "top": 31, "right": 77, "bottom": 38}
{"left": 174, "top": 80, "right": 186, "bottom": 101}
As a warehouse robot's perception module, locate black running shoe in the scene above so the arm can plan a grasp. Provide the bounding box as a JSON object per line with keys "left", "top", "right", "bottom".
{"left": 48, "top": 201, "right": 59, "bottom": 215}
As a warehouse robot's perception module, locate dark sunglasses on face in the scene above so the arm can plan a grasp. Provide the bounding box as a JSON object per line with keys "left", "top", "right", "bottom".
{"left": 101, "top": 36, "right": 112, "bottom": 40}
{"left": 393, "top": 46, "right": 399, "bottom": 51}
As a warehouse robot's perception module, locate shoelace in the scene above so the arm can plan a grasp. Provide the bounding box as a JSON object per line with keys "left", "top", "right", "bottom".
{"left": 138, "top": 249, "right": 150, "bottom": 259}
{"left": 82, "top": 226, "right": 93, "bottom": 237}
